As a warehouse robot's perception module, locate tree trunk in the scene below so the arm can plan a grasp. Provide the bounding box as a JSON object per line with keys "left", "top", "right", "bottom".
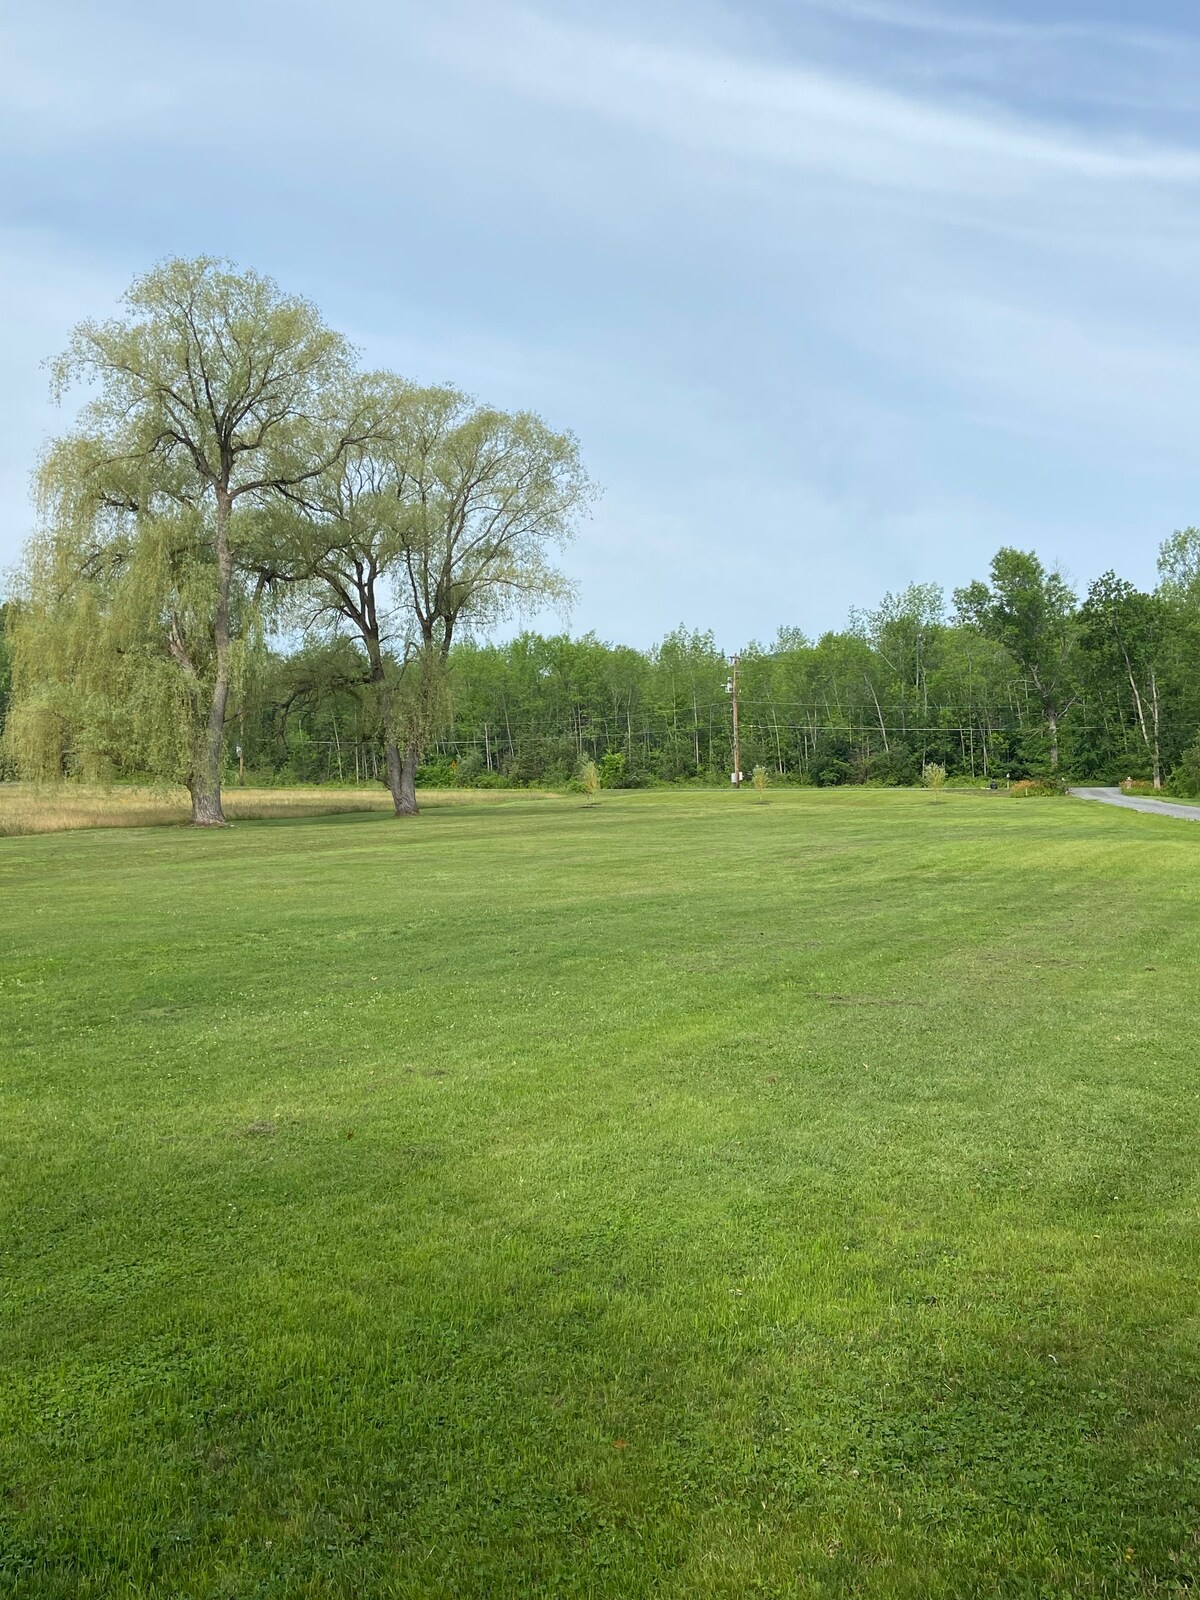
{"left": 865, "top": 675, "right": 889, "bottom": 753}
{"left": 364, "top": 644, "right": 415, "bottom": 818}
{"left": 398, "top": 745, "right": 419, "bottom": 814}
{"left": 192, "top": 487, "right": 234, "bottom": 826}
{"left": 1123, "top": 651, "right": 1154, "bottom": 784}
{"left": 1046, "top": 705, "right": 1059, "bottom": 771}
{"left": 189, "top": 769, "right": 227, "bottom": 826}
{"left": 383, "top": 737, "right": 407, "bottom": 814}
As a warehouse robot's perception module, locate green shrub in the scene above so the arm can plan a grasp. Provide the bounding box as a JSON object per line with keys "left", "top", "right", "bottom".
{"left": 599, "top": 751, "right": 627, "bottom": 788}
{"left": 652, "top": 751, "right": 700, "bottom": 783}
{"left": 865, "top": 744, "right": 918, "bottom": 786}
{"left": 416, "top": 757, "right": 458, "bottom": 787}
{"left": 809, "top": 735, "right": 855, "bottom": 787}
{"left": 1166, "top": 736, "right": 1200, "bottom": 798}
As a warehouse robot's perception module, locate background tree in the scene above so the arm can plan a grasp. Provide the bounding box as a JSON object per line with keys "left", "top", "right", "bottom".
{"left": 852, "top": 582, "right": 945, "bottom": 752}
{"left": 1079, "top": 574, "right": 1169, "bottom": 788}
{"left": 648, "top": 628, "right": 728, "bottom": 779}
{"left": 7, "top": 257, "right": 363, "bottom": 823}
{"left": 1156, "top": 530, "right": 1200, "bottom": 781}
{"left": 261, "top": 637, "right": 373, "bottom": 782}
{"left": 283, "top": 380, "right": 594, "bottom": 814}
{"left": 389, "top": 387, "right": 594, "bottom": 811}
{"left": 264, "top": 373, "right": 433, "bottom": 815}
{"left": 922, "top": 760, "right": 947, "bottom": 801}
{"left": 1157, "top": 527, "right": 1200, "bottom": 604}
{"left": 579, "top": 757, "right": 600, "bottom": 804}
{"left": 955, "top": 549, "right": 1079, "bottom": 771}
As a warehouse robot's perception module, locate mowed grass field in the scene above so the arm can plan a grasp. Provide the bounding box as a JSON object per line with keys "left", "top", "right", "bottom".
{"left": 2, "top": 788, "right": 1199, "bottom": 1598}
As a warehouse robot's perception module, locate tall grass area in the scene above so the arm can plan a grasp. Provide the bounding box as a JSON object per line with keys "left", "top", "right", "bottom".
{"left": 0, "top": 782, "right": 556, "bottom": 836}
{"left": 2, "top": 788, "right": 1199, "bottom": 1597}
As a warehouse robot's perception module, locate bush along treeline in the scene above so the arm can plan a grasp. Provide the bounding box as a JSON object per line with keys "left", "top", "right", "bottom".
{"left": 0, "top": 257, "right": 593, "bottom": 822}
{"left": 3, "top": 257, "right": 1200, "bottom": 807}
{"left": 98, "top": 537, "right": 1200, "bottom": 797}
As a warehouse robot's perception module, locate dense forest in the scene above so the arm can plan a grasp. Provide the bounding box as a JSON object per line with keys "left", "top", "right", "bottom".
{"left": 11, "top": 536, "right": 1185, "bottom": 794}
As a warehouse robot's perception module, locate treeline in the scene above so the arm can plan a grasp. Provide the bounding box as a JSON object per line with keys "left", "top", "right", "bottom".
{"left": 192, "top": 538, "right": 1200, "bottom": 795}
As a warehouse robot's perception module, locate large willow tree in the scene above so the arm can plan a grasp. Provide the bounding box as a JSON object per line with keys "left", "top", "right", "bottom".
{"left": 386, "top": 386, "right": 593, "bottom": 811}
{"left": 6, "top": 257, "right": 367, "bottom": 824}
{"left": 271, "top": 376, "right": 593, "bottom": 815}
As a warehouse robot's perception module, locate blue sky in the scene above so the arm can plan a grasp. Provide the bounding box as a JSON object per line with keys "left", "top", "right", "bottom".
{"left": 2, "top": 0, "right": 1198, "bottom": 646}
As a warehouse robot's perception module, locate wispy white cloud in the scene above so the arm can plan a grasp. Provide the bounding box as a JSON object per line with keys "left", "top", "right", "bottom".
{"left": 789, "top": 0, "right": 1178, "bottom": 49}
{"left": 407, "top": 2, "right": 1200, "bottom": 192}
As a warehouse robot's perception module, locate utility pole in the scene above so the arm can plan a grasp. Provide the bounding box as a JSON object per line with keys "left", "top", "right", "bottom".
{"left": 728, "top": 654, "right": 742, "bottom": 786}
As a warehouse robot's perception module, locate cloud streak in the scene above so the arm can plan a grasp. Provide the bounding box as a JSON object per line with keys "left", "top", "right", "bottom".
{"left": 411, "top": 3, "right": 1200, "bottom": 192}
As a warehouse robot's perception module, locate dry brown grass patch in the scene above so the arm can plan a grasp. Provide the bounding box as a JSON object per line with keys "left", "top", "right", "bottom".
{"left": 0, "top": 783, "right": 553, "bottom": 837}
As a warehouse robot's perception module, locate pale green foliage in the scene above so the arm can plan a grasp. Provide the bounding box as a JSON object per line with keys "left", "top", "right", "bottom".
{"left": 266, "top": 371, "right": 594, "bottom": 808}
{"left": 0, "top": 607, "right": 13, "bottom": 780}
{"left": 9, "top": 257, "right": 359, "bottom": 801}
{"left": 579, "top": 757, "right": 600, "bottom": 803}
{"left": 8, "top": 258, "right": 594, "bottom": 812}
{"left": 752, "top": 764, "right": 768, "bottom": 800}
{"left": 1157, "top": 527, "right": 1200, "bottom": 602}
{"left": 389, "top": 645, "right": 453, "bottom": 754}
{"left": 5, "top": 505, "right": 258, "bottom": 784}
{"left": 923, "top": 761, "right": 947, "bottom": 799}
{"left": 274, "top": 373, "right": 593, "bottom": 647}
{"left": 47, "top": 256, "right": 354, "bottom": 506}
{"left": 850, "top": 582, "right": 945, "bottom": 653}
{"left": 253, "top": 372, "right": 415, "bottom": 597}
{"left": 386, "top": 384, "right": 594, "bottom": 647}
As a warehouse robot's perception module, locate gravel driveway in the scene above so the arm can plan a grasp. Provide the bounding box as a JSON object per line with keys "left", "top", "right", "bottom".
{"left": 1069, "top": 786, "right": 1200, "bottom": 822}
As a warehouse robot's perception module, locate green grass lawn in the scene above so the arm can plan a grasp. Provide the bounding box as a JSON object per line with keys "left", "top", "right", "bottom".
{"left": 2, "top": 787, "right": 1200, "bottom": 1598}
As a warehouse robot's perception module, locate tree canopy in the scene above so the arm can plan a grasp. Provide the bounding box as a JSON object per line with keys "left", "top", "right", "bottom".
{"left": 954, "top": 549, "right": 1079, "bottom": 770}
{"left": 3, "top": 259, "right": 591, "bottom": 820}
{"left": 261, "top": 375, "right": 592, "bottom": 813}
{"left": 6, "top": 257, "right": 372, "bottom": 820}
